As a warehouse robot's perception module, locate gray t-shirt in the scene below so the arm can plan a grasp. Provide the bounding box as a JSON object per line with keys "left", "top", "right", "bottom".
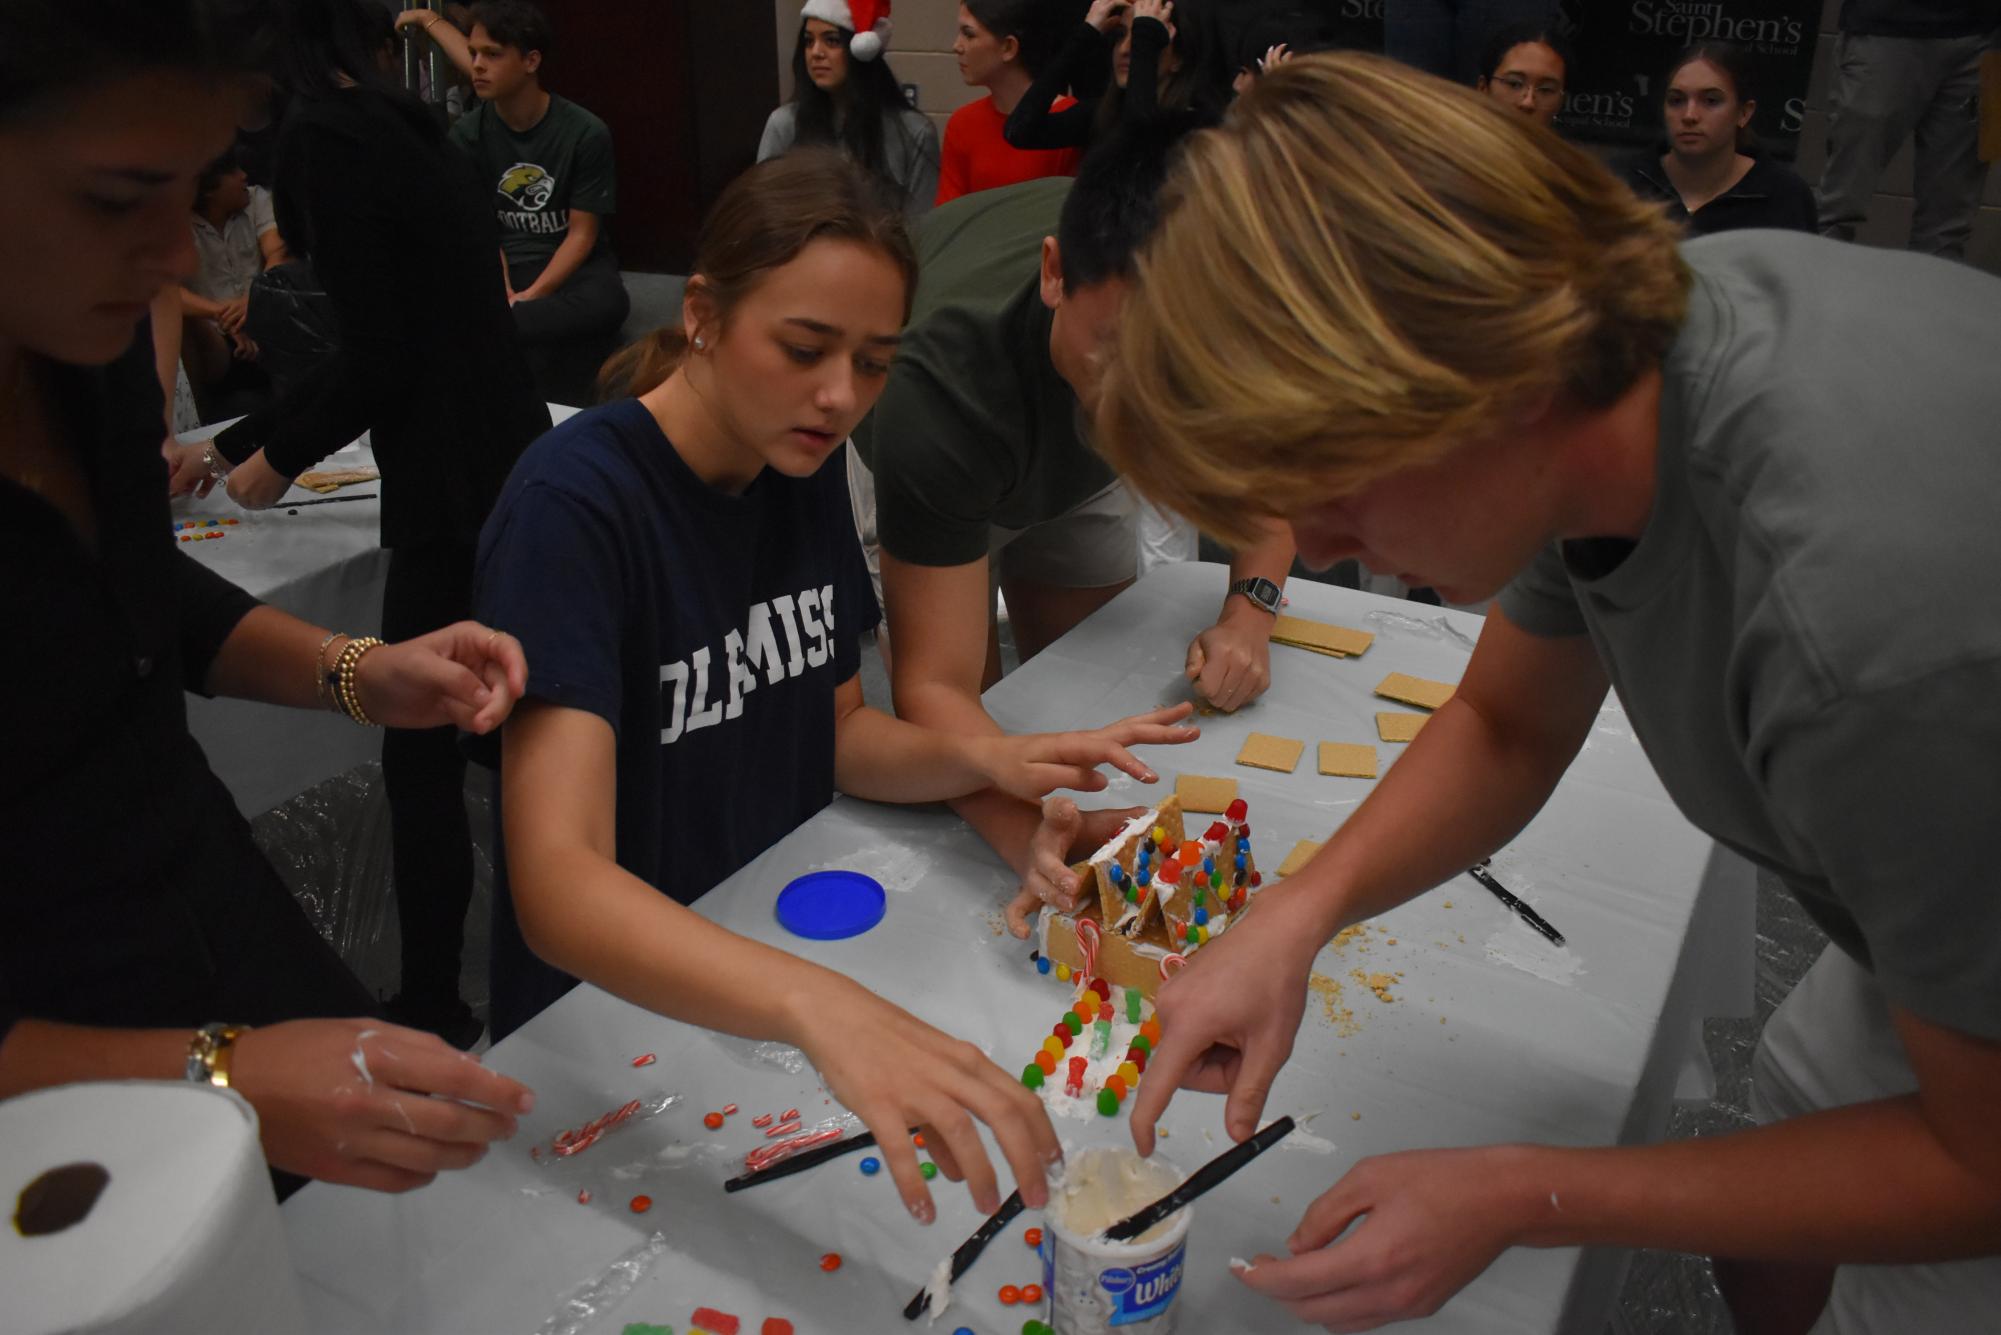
{"left": 189, "top": 185, "right": 277, "bottom": 302}
{"left": 1500, "top": 231, "right": 2001, "bottom": 1040}
{"left": 757, "top": 101, "right": 940, "bottom": 217}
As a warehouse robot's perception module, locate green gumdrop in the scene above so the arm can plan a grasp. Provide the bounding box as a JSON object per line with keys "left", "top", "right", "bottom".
{"left": 622, "top": 1325, "right": 673, "bottom": 1335}
{"left": 1097, "top": 1088, "right": 1120, "bottom": 1116}
{"left": 1022, "top": 1064, "right": 1045, "bottom": 1089}
{"left": 1132, "top": 1034, "right": 1153, "bottom": 1053}
{"left": 1064, "top": 1012, "right": 1084, "bottom": 1034}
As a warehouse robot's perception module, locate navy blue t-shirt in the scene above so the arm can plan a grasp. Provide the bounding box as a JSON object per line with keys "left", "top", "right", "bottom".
{"left": 473, "top": 398, "right": 879, "bottom": 1036}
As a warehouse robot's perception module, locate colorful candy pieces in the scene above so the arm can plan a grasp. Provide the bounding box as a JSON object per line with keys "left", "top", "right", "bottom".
{"left": 694, "top": 1307, "right": 741, "bottom": 1333}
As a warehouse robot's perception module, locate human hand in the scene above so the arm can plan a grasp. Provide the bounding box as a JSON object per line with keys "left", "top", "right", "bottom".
{"left": 974, "top": 702, "right": 1199, "bottom": 805}
{"left": 216, "top": 295, "right": 248, "bottom": 333}
{"left": 223, "top": 448, "right": 292, "bottom": 509}
{"left": 163, "top": 437, "right": 217, "bottom": 499}
{"left": 1085, "top": 0, "right": 1129, "bottom": 31}
{"left": 393, "top": 8, "right": 436, "bottom": 31}
{"left": 229, "top": 330, "right": 259, "bottom": 361}
{"left": 1185, "top": 601, "right": 1274, "bottom": 711}
{"left": 792, "top": 980, "right": 1062, "bottom": 1222}
{"left": 1130, "top": 0, "right": 1174, "bottom": 34}
{"left": 1261, "top": 42, "right": 1292, "bottom": 72}
{"left": 232, "top": 1018, "right": 536, "bottom": 1193}
{"left": 1235, "top": 1145, "right": 1531, "bottom": 1329}
{"left": 353, "top": 621, "right": 528, "bottom": 733}
{"left": 1127, "top": 885, "right": 1322, "bottom": 1152}
{"left": 1006, "top": 798, "right": 1147, "bottom": 937}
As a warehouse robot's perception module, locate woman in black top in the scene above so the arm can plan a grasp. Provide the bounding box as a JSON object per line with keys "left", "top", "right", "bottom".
{"left": 165, "top": 0, "right": 553, "bottom": 1043}
{"left": 1619, "top": 41, "right": 1818, "bottom": 236}
{"left": 1006, "top": 0, "right": 1222, "bottom": 151}
{"left": 1, "top": 0, "right": 532, "bottom": 1193}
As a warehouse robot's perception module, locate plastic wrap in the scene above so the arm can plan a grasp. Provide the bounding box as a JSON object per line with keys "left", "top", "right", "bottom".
{"left": 532, "top": 1232, "right": 670, "bottom": 1335}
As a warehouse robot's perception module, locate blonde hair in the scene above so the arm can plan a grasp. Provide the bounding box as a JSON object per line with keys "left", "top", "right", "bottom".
{"left": 1098, "top": 51, "right": 1689, "bottom": 548}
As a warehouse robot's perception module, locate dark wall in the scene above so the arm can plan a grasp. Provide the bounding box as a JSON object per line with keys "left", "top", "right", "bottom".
{"left": 545, "top": 1, "right": 779, "bottom": 272}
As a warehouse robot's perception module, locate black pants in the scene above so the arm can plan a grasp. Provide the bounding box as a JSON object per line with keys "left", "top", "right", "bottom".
{"left": 509, "top": 250, "right": 630, "bottom": 407}
{"left": 380, "top": 541, "right": 477, "bottom": 1007}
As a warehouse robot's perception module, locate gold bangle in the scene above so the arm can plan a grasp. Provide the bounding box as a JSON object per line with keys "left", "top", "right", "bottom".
{"left": 333, "top": 636, "right": 386, "bottom": 726}
{"left": 185, "top": 1023, "right": 252, "bottom": 1088}
{"left": 314, "top": 631, "right": 345, "bottom": 708}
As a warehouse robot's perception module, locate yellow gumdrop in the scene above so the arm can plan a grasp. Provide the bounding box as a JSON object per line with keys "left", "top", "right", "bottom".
{"left": 1056, "top": 963, "right": 1072, "bottom": 982}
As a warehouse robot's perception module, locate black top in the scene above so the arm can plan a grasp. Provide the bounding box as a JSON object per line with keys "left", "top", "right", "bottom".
{"left": 1005, "top": 19, "right": 1168, "bottom": 152}
{"left": 217, "top": 86, "right": 550, "bottom": 549}
{"left": 1620, "top": 148, "right": 1819, "bottom": 237}
{"left": 0, "top": 329, "right": 371, "bottom": 1045}
{"left": 1839, "top": 0, "right": 2000, "bottom": 37}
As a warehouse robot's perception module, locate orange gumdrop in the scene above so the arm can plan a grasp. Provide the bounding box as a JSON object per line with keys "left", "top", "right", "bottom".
{"left": 1035, "top": 1050, "right": 1057, "bottom": 1074}
{"left": 1104, "top": 1075, "right": 1128, "bottom": 1099}
{"left": 1140, "top": 1018, "right": 1163, "bottom": 1043}
{"left": 1179, "top": 839, "right": 1202, "bottom": 866}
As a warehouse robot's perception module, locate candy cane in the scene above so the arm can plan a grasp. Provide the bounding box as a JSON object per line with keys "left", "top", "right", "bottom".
{"left": 743, "top": 1125, "right": 846, "bottom": 1175}
{"left": 1158, "top": 952, "right": 1187, "bottom": 983}
{"left": 1076, "top": 915, "right": 1102, "bottom": 987}
{"left": 550, "top": 1098, "right": 644, "bottom": 1158}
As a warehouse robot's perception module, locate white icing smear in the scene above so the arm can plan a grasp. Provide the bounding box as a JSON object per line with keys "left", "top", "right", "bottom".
{"left": 921, "top": 1255, "right": 953, "bottom": 1324}
{"left": 1483, "top": 915, "right": 1584, "bottom": 985}
{"left": 1089, "top": 807, "right": 1160, "bottom": 866}
{"left": 1049, "top": 1146, "right": 1183, "bottom": 1245}
{"left": 1281, "top": 1124, "right": 1337, "bottom": 1155}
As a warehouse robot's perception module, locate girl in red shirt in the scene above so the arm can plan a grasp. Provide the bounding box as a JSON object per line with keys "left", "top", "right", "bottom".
{"left": 936, "top": 1, "right": 1081, "bottom": 205}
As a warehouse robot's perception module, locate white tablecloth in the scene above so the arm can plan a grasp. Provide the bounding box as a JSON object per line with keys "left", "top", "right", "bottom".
{"left": 281, "top": 563, "right": 1752, "bottom": 1334}
{"left": 178, "top": 406, "right": 580, "bottom": 816}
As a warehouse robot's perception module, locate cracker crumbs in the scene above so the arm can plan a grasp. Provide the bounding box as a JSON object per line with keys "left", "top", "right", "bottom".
{"left": 1350, "top": 1111, "right": 1362, "bottom": 1121}
{"left": 1351, "top": 969, "right": 1403, "bottom": 1003}
{"left": 1308, "top": 972, "right": 1361, "bottom": 1037}
{"left": 1443, "top": 900, "right": 1454, "bottom": 909}
{"left": 1386, "top": 938, "right": 1397, "bottom": 946}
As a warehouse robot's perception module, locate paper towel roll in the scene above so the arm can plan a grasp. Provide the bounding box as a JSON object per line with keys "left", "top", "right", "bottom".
{"left": 1, "top": 1080, "right": 307, "bottom": 1335}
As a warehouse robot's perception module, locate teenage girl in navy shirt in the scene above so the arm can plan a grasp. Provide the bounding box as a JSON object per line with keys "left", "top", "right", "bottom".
{"left": 475, "top": 149, "right": 1196, "bottom": 1221}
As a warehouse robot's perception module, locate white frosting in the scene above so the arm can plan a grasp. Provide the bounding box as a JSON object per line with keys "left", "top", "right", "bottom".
{"left": 1050, "top": 1146, "right": 1183, "bottom": 1245}
{"left": 1089, "top": 807, "right": 1161, "bottom": 867}
{"left": 922, "top": 1255, "right": 953, "bottom": 1323}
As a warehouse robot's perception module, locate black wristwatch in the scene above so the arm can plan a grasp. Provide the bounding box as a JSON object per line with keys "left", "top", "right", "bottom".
{"left": 1227, "top": 576, "right": 1282, "bottom": 616}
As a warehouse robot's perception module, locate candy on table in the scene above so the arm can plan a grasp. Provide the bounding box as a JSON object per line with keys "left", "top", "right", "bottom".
{"left": 722, "top": 1103, "right": 738, "bottom": 1115}
{"left": 1125, "top": 987, "right": 1143, "bottom": 1023}
{"left": 693, "top": 1307, "right": 741, "bottom": 1335}
{"left": 1065, "top": 1056, "right": 1087, "bottom": 1098}
{"left": 782, "top": 1108, "right": 801, "bottom": 1121}
{"left": 1021, "top": 1063, "right": 1045, "bottom": 1089}
{"left": 818, "top": 1252, "right": 843, "bottom": 1272}
{"left": 1062, "top": 1013, "right": 1083, "bottom": 1035}
{"left": 1105, "top": 1074, "right": 1127, "bottom": 1099}
{"left": 620, "top": 1324, "right": 672, "bottom": 1335}
{"left": 1022, "top": 1322, "right": 1055, "bottom": 1335}
{"left": 631, "top": 1053, "right": 657, "bottom": 1067}
{"left": 1089, "top": 1018, "right": 1112, "bottom": 1060}
{"left": 999, "top": 1284, "right": 1022, "bottom": 1305}
{"left": 1055, "top": 962, "right": 1072, "bottom": 981}
{"left": 1118, "top": 1060, "right": 1140, "bottom": 1086}
{"left": 1021, "top": 1283, "right": 1044, "bottom": 1303}
{"left": 630, "top": 1194, "right": 653, "bottom": 1213}
{"left": 577, "top": 1189, "right": 592, "bottom": 1204}
{"left": 752, "top": 1113, "right": 774, "bottom": 1128}
{"left": 860, "top": 1155, "right": 882, "bottom": 1175}
{"left": 1023, "top": 1227, "right": 1043, "bottom": 1248}
{"left": 913, "top": 1132, "right": 926, "bottom": 1148}
{"left": 920, "top": 1162, "right": 938, "bottom": 1181}
{"left": 1096, "top": 1088, "right": 1119, "bottom": 1116}
{"left": 761, "top": 1321, "right": 794, "bottom": 1335}
{"left": 703, "top": 1111, "right": 725, "bottom": 1130}
{"left": 1141, "top": 1017, "right": 1163, "bottom": 1043}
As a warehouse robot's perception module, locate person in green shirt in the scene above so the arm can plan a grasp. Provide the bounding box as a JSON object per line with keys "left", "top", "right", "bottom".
{"left": 854, "top": 119, "right": 1297, "bottom": 936}
{"left": 425, "top": 0, "right": 628, "bottom": 404}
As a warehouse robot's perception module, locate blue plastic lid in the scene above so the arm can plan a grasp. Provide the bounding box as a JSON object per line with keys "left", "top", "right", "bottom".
{"left": 775, "top": 870, "right": 886, "bottom": 940}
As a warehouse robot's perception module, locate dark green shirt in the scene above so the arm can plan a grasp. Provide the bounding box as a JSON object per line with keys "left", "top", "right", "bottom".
{"left": 451, "top": 94, "right": 616, "bottom": 274}
{"left": 853, "top": 177, "right": 1113, "bottom": 567}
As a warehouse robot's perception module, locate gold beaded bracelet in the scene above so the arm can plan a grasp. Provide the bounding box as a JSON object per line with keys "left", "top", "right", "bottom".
{"left": 331, "top": 636, "right": 386, "bottom": 726}
{"left": 184, "top": 1023, "right": 252, "bottom": 1089}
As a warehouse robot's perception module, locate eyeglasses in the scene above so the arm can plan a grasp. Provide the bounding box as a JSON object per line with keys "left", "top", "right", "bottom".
{"left": 1494, "top": 73, "right": 1564, "bottom": 101}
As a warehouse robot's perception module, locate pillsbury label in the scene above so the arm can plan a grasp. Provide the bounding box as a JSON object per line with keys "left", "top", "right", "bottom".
{"left": 1101, "top": 1243, "right": 1185, "bottom": 1326}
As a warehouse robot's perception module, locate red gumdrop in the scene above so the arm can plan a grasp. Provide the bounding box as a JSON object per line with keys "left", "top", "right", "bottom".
{"left": 1205, "top": 821, "right": 1229, "bottom": 843}
{"left": 1068, "top": 1056, "right": 1087, "bottom": 1078}
{"left": 762, "top": 1320, "right": 795, "bottom": 1335}
{"left": 694, "top": 1307, "right": 742, "bottom": 1334}
{"left": 1251, "top": 872, "right": 1263, "bottom": 887}
{"left": 1088, "top": 977, "right": 1109, "bottom": 999}
{"left": 1158, "top": 858, "right": 1182, "bottom": 884}
{"left": 1097, "top": 1002, "right": 1114, "bottom": 1021}
{"left": 1225, "top": 798, "right": 1248, "bottom": 822}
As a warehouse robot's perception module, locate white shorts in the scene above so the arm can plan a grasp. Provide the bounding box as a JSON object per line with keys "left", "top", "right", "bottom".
{"left": 1751, "top": 946, "right": 2001, "bottom": 1334}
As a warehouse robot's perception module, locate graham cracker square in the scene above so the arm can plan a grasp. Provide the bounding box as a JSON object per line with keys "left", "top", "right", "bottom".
{"left": 1236, "top": 732, "right": 1305, "bottom": 773}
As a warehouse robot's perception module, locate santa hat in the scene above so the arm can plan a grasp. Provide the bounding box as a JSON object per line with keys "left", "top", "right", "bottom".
{"left": 801, "top": 0, "right": 893, "bottom": 61}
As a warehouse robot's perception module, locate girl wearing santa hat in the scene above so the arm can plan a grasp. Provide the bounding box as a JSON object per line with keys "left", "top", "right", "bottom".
{"left": 757, "top": 0, "right": 941, "bottom": 216}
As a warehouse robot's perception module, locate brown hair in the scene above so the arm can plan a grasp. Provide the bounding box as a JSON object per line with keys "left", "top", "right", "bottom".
{"left": 596, "top": 148, "right": 919, "bottom": 401}
{"left": 1098, "top": 52, "right": 1690, "bottom": 548}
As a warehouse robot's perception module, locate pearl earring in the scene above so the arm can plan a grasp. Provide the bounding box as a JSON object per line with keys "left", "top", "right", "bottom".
{"left": 693, "top": 335, "right": 706, "bottom": 349}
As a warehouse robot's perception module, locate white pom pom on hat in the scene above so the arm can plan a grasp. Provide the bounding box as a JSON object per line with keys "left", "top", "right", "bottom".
{"left": 800, "top": 0, "right": 893, "bottom": 61}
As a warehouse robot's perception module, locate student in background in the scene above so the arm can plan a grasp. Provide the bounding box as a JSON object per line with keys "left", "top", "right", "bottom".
{"left": 179, "top": 148, "right": 287, "bottom": 421}
{"left": 1006, "top": 0, "right": 1221, "bottom": 152}
{"left": 937, "top": 0, "right": 1083, "bottom": 205}
{"left": 759, "top": 0, "right": 941, "bottom": 216}
{"left": 1473, "top": 20, "right": 1568, "bottom": 130}
{"left": 1620, "top": 42, "right": 1818, "bottom": 237}
{"left": 1384, "top": 0, "right": 1556, "bottom": 83}
{"left": 448, "top": 0, "right": 629, "bottom": 406}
